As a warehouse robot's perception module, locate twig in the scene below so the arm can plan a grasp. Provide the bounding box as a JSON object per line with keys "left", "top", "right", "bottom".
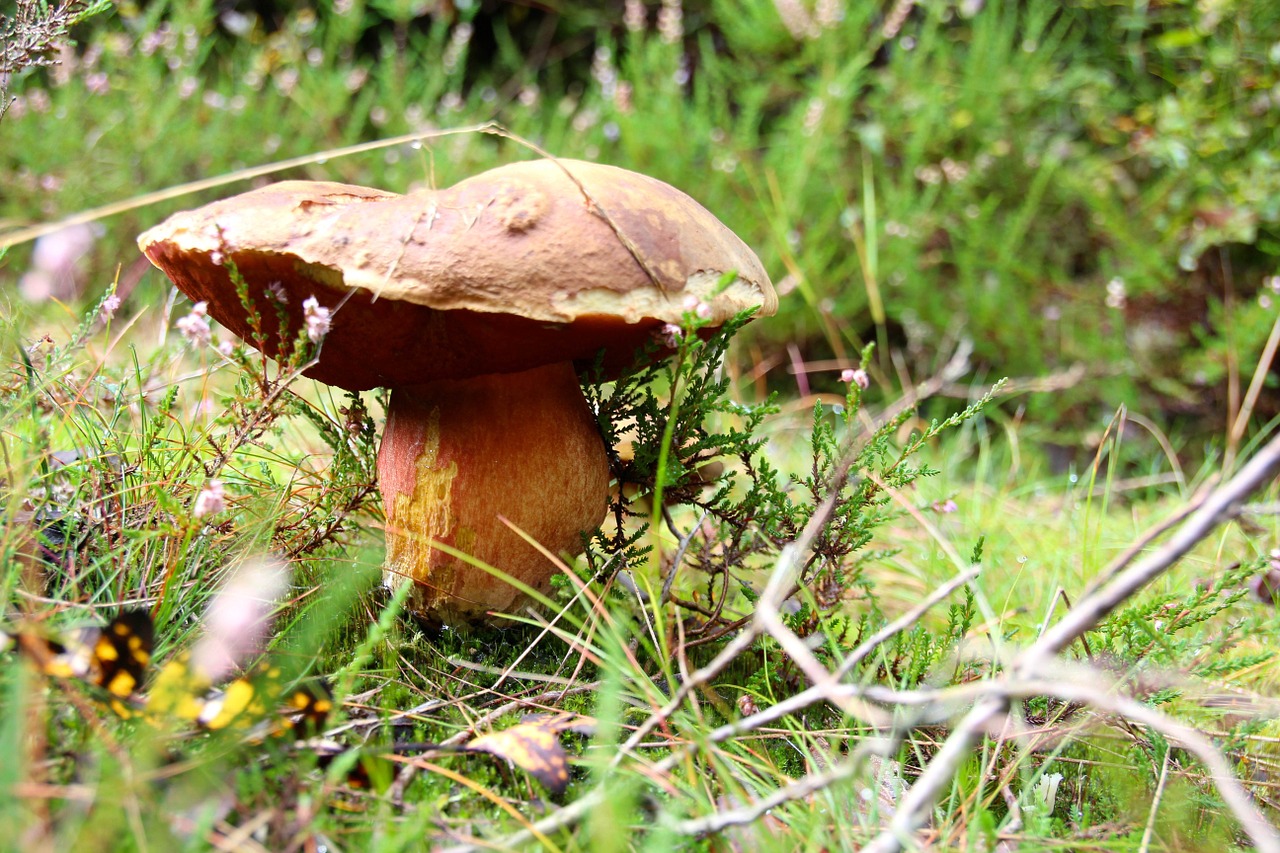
{"left": 1078, "top": 486, "right": 1210, "bottom": 599}
{"left": 1028, "top": 431, "right": 1280, "bottom": 667}
{"left": 1139, "top": 749, "right": 1172, "bottom": 853}
{"left": 659, "top": 509, "right": 708, "bottom": 606}
{"left": 1225, "top": 311, "right": 1280, "bottom": 472}
{"left": 471, "top": 569, "right": 981, "bottom": 852}
{"left": 867, "top": 432, "right": 1280, "bottom": 853}
{"left": 610, "top": 472, "right": 854, "bottom": 766}
{"left": 1015, "top": 679, "right": 1278, "bottom": 853}
{"left": 436, "top": 787, "right": 605, "bottom": 853}
{"left": 670, "top": 748, "right": 869, "bottom": 836}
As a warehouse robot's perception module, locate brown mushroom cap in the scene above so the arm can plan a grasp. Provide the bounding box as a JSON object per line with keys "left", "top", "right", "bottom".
{"left": 138, "top": 159, "right": 776, "bottom": 390}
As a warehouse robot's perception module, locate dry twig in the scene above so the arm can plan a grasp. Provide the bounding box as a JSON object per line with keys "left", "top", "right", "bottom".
{"left": 867, "top": 432, "right": 1280, "bottom": 853}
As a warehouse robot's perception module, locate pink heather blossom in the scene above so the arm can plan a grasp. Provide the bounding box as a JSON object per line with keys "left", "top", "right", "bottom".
{"left": 19, "top": 222, "right": 100, "bottom": 302}
{"left": 303, "top": 296, "right": 331, "bottom": 342}
{"left": 266, "top": 281, "right": 288, "bottom": 304}
{"left": 193, "top": 479, "right": 226, "bottom": 518}
{"left": 177, "top": 301, "right": 212, "bottom": 345}
{"left": 217, "top": 340, "right": 235, "bottom": 358}
{"left": 681, "top": 293, "right": 712, "bottom": 318}
{"left": 209, "top": 250, "right": 224, "bottom": 266}
{"left": 657, "top": 323, "right": 683, "bottom": 348}
{"left": 189, "top": 557, "right": 288, "bottom": 682}
{"left": 932, "top": 499, "right": 959, "bottom": 514}
{"left": 841, "top": 368, "right": 870, "bottom": 390}
{"left": 100, "top": 294, "right": 121, "bottom": 319}
{"left": 85, "top": 72, "right": 110, "bottom": 95}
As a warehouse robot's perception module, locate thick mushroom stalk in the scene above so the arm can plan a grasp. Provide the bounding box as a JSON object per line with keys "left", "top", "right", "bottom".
{"left": 377, "top": 362, "right": 609, "bottom": 622}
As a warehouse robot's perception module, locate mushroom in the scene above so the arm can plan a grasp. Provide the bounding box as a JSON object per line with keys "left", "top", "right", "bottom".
{"left": 138, "top": 159, "right": 777, "bottom": 623}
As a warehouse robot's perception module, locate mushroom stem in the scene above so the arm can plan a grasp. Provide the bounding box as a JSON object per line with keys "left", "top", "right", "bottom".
{"left": 378, "top": 362, "right": 610, "bottom": 622}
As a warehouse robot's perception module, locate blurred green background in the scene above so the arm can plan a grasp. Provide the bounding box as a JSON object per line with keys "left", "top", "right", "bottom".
{"left": 4, "top": 0, "right": 1279, "bottom": 446}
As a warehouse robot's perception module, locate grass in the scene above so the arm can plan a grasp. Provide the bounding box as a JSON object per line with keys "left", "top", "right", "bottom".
{"left": 3, "top": 1, "right": 1280, "bottom": 851}
{"left": 2, "top": 285, "right": 1278, "bottom": 851}
{"left": 4, "top": 0, "right": 1280, "bottom": 432}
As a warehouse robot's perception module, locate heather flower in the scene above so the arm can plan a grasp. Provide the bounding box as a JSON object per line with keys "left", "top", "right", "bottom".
{"left": 266, "top": 281, "right": 288, "bottom": 304}
{"left": 85, "top": 72, "right": 110, "bottom": 95}
{"left": 682, "top": 293, "right": 711, "bottom": 318}
{"left": 657, "top": 0, "right": 684, "bottom": 43}
{"left": 624, "top": 0, "right": 646, "bottom": 31}
{"left": 932, "top": 499, "right": 959, "bottom": 514}
{"left": 177, "top": 301, "right": 212, "bottom": 345}
{"left": 100, "top": 294, "right": 121, "bottom": 319}
{"left": 841, "top": 368, "right": 870, "bottom": 389}
{"left": 193, "top": 479, "right": 226, "bottom": 518}
{"left": 657, "top": 323, "right": 683, "bottom": 348}
{"left": 1105, "top": 277, "right": 1126, "bottom": 309}
{"left": 189, "top": 557, "right": 288, "bottom": 682}
{"left": 303, "top": 296, "right": 331, "bottom": 342}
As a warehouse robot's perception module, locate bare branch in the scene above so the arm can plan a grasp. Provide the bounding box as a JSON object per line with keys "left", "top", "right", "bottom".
{"left": 1027, "top": 432, "right": 1280, "bottom": 667}
{"left": 867, "top": 433, "right": 1280, "bottom": 852}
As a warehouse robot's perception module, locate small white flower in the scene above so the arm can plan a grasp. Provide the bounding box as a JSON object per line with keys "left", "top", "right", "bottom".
{"left": 176, "top": 301, "right": 211, "bottom": 345}
{"left": 1105, "top": 277, "right": 1126, "bottom": 309}
{"left": 209, "top": 250, "right": 224, "bottom": 266}
{"left": 100, "top": 294, "right": 121, "bottom": 319}
{"left": 193, "top": 479, "right": 226, "bottom": 518}
{"left": 216, "top": 340, "right": 235, "bottom": 358}
{"left": 303, "top": 296, "right": 331, "bottom": 342}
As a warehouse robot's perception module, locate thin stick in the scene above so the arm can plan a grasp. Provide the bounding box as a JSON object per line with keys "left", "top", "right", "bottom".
{"left": 866, "top": 431, "right": 1280, "bottom": 853}
{"left": 670, "top": 750, "right": 867, "bottom": 837}
{"left": 1028, "top": 431, "right": 1280, "bottom": 667}
{"left": 1226, "top": 310, "right": 1280, "bottom": 472}
{"left": 0, "top": 123, "right": 496, "bottom": 250}
{"left": 1139, "top": 749, "right": 1172, "bottom": 853}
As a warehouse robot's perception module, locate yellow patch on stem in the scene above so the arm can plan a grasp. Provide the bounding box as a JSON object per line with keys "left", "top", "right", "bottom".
{"left": 387, "top": 406, "right": 459, "bottom": 592}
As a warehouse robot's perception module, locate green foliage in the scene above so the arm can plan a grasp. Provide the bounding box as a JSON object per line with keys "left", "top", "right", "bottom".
{"left": 3, "top": 1, "right": 1278, "bottom": 435}
{"left": 584, "top": 301, "right": 1002, "bottom": 719}
{"left": 1093, "top": 559, "right": 1262, "bottom": 669}
{"left": 0, "top": 285, "right": 381, "bottom": 624}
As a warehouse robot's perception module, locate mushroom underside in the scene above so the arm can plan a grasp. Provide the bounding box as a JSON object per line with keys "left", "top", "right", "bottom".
{"left": 142, "top": 242, "right": 693, "bottom": 389}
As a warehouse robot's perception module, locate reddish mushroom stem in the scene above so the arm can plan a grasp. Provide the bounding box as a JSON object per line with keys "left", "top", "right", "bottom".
{"left": 377, "top": 362, "right": 610, "bottom": 622}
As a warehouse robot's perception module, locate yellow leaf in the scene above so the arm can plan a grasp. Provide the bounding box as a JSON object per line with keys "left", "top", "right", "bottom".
{"left": 466, "top": 722, "right": 571, "bottom": 795}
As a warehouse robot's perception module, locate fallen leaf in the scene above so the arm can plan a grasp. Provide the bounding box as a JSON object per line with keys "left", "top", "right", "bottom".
{"left": 465, "top": 721, "right": 571, "bottom": 795}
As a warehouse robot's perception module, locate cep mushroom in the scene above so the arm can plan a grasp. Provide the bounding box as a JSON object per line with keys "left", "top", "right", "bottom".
{"left": 138, "top": 159, "right": 777, "bottom": 623}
